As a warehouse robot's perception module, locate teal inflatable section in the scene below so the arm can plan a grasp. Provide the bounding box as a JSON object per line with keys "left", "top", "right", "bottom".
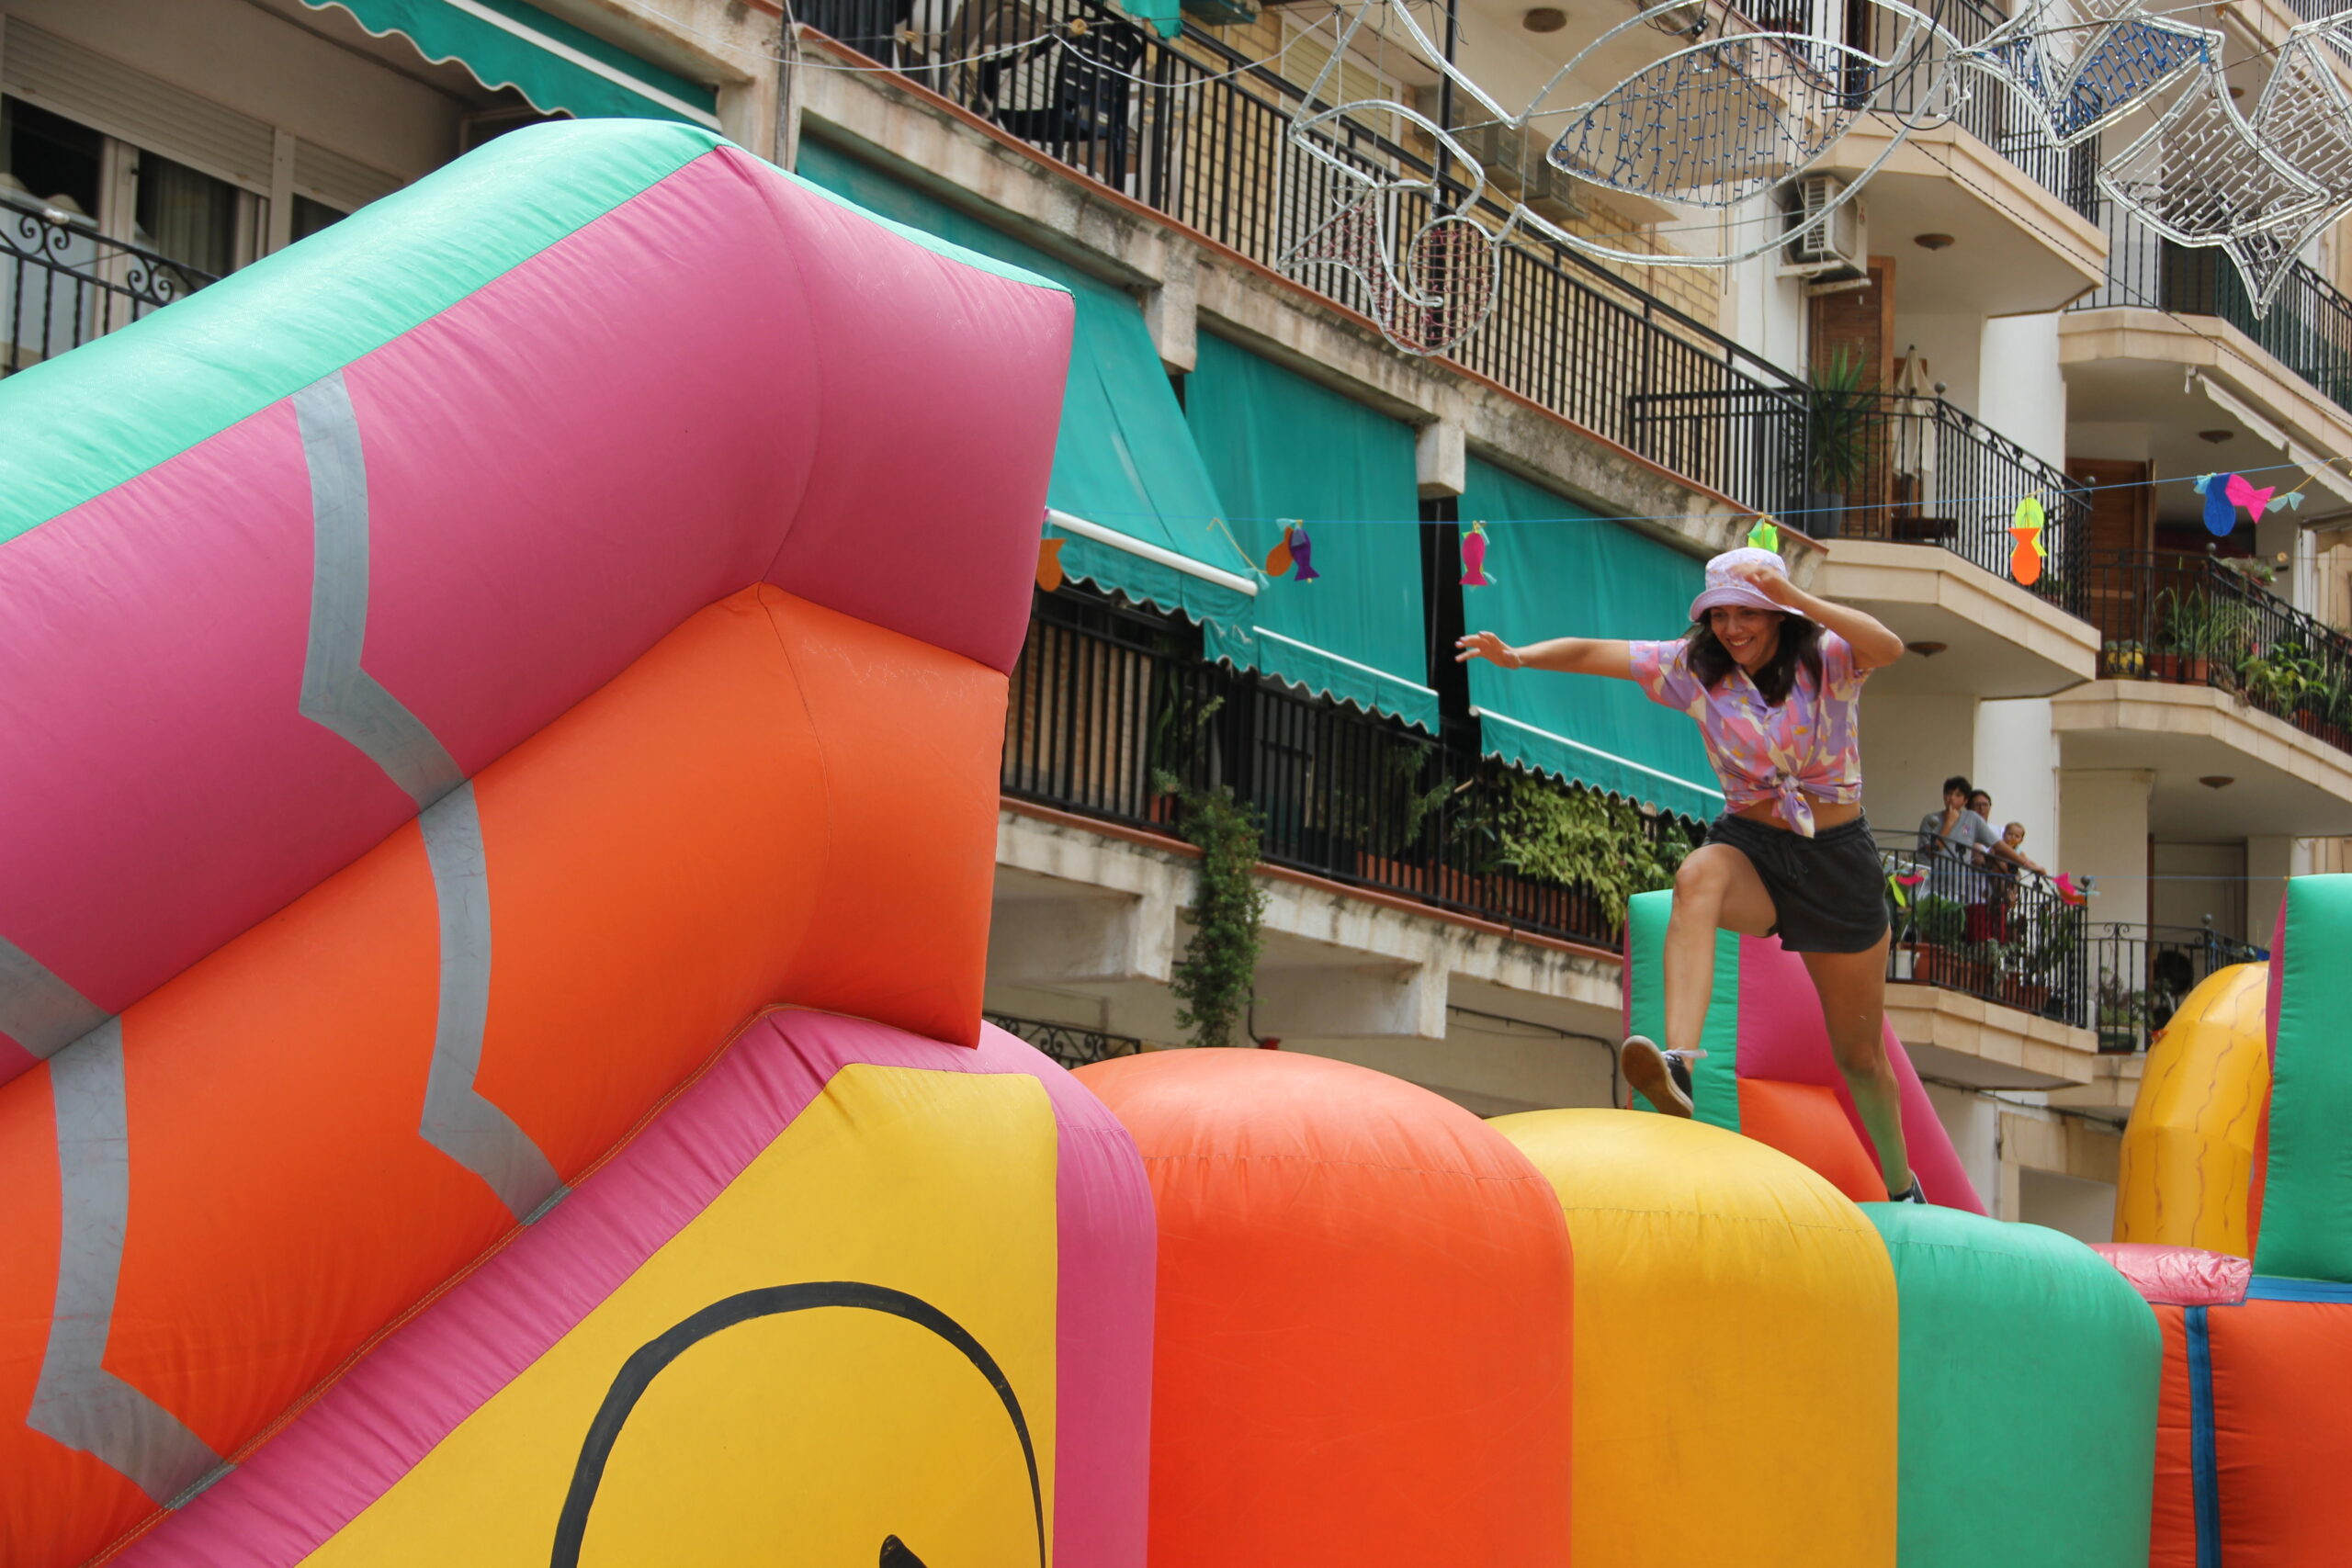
{"left": 1867, "top": 1205, "right": 2160, "bottom": 1566}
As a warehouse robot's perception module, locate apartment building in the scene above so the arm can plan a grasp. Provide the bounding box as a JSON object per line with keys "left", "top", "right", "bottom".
{"left": 11, "top": 0, "right": 2348, "bottom": 1242}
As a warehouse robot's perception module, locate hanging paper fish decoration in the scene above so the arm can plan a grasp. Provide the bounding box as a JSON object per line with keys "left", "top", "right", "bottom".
{"left": 1264, "top": 526, "right": 1295, "bottom": 579}
{"left": 2199, "top": 473, "right": 2239, "bottom": 536}
{"left": 2009, "top": 497, "right": 2046, "bottom": 586}
{"left": 1747, "top": 519, "right": 1781, "bottom": 553}
{"left": 1289, "top": 523, "right": 1321, "bottom": 582}
{"left": 2225, "top": 472, "right": 2278, "bottom": 522}
{"left": 1887, "top": 866, "right": 1927, "bottom": 908}
{"left": 2054, "top": 874, "right": 2090, "bottom": 907}
{"left": 1461, "top": 520, "right": 1494, "bottom": 586}
{"left": 1036, "top": 536, "right": 1067, "bottom": 593}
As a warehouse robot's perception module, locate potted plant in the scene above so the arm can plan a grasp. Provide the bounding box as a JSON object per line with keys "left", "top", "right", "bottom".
{"left": 2239, "top": 641, "right": 2322, "bottom": 724}
{"left": 1905, "top": 893, "right": 1968, "bottom": 985}
{"left": 2102, "top": 639, "right": 2146, "bottom": 679}
{"left": 1804, "top": 348, "right": 1887, "bottom": 536}
{"left": 2095, "top": 970, "right": 2150, "bottom": 1054}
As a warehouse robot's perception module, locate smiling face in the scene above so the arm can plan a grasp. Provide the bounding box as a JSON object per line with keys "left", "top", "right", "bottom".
{"left": 1706, "top": 604, "right": 1783, "bottom": 672}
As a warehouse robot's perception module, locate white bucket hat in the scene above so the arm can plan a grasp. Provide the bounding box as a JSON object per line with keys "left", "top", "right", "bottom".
{"left": 1688, "top": 547, "right": 1789, "bottom": 623}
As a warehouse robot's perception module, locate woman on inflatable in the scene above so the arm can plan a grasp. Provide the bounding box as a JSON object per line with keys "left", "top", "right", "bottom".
{"left": 1457, "top": 547, "right": 1926, "bottom": 1201}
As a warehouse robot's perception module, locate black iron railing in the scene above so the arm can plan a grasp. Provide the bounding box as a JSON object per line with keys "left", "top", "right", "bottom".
{"left": 801, "top": 0, "right": 1815, "bottom": 514}
{"left": 0, "top": 197, "right": 212, "bottom": 375}
{"left": 2082, "top": 550, "right": 2352, "bottom": 755}
{"left": 1852, "top": 0, "right": 2099, "bottom": 217}
{"left": 2082, "top": 922, "right": 2266, "bottom": 1053}
{"left": 1796, "top": 389, "right": 2089, "bottom": 616}
{"left": 984, "top": 1010, "right": 1149, "bottom": 1066}
{"left": 1883, "top": 840, "right": 2091, "bottom": 1025}
{"left": 1004, "top": 586, "right": 1702, "bottom": 947}
{"left": 2075, "top": 197, "right": 2352, "bottom": 416}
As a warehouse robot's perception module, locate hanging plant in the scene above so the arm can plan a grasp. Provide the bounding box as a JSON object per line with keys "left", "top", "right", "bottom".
{"left": 1482, "top": 772, "right": 1700, "bottom": 930}
{"left": 1159, "top": 779, "right": 1268, "bottom": 1049}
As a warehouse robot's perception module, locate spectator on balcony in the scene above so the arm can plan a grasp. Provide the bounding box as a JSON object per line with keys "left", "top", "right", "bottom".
{"left": 1969, "top": 788, "right": 1994, "bottom": 821}
{"left": 1457, "top": 547, "right": 1930, "bottom": 1203}
{"left": 1917, "top": 776, "right": 2000, "bottom": 907}
{"left": 1994, "top": 821, "right": 2048, "bottom": 878}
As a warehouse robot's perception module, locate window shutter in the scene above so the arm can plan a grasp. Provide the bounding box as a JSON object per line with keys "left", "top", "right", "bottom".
{"left": 3, "top": 21, "right": 274, "bottom": 195}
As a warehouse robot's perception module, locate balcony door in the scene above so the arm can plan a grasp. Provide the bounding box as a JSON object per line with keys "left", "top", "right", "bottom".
{"left": 2068, "top": 457, "right": 2150, "bottom": 650}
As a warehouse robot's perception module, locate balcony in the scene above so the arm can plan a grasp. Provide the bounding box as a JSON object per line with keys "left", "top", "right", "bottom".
{"left": 1002, "top": 586, "right": 1699, "bottom": 953}
{"left": 799, "top": 0, "right": 1815, "bottom": 516}
{"left": 1804, "top": 391, "right": 2099, "bottom": 695}
{"left": 1815, "top": 0, "right": 2108, "bottom": 314}
{"left": 0, "top": 197, "right": 212, "bottom": 373}
{"left": 2064, "top": 199, "right": 2352, "bottom": 462}
{"left": 2059, "top": 551, "right": 2352, "bottom": 837}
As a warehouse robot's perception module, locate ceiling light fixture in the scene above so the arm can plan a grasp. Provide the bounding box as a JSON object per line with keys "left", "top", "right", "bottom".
{"left": 1905, "top": 641, "right": 1948, "bottom": 657}
{"left": 1522, "top": 6, "right": 1567, "bottom": 30}
{"left": 2198, "top": 429, "right": 2234, "bottom": 443}
{"left": 2199, "top": 775, "right": 2235, "bottom": 789}
{"left": 1913, "top": 233, "right": 1955, "bottom": 250}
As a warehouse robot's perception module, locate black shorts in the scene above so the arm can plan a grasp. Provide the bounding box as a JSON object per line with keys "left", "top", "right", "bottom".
{"left": 1702, "top": 812, "right": 1890, "bottom": 954}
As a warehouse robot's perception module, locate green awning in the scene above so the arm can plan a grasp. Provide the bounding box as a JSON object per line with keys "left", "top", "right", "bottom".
{"left": 1183, "top": 333, "right": 1438, "bottom": 732}
{"left": 304, "top": 0, "right": 720, "bottom": 127}
{"left": 797, "top": 141, "right": 1253, "bottom": 627}
{"left": 1459, "top": 457, "right": 1722, "bottom": 818}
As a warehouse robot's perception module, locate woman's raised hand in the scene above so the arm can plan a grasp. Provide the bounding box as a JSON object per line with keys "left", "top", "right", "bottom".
{"left": 1726, "top": 558, "right": 1803, "bottom": 607}
{"left": 1454, "top": 631, "right": 1521, "bottom": 667}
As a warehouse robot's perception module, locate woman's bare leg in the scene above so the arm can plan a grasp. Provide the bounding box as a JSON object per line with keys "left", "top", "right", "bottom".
{"left": 1662, "top": 844, "right": 1779, "bottom": 1056}
{"left": 1801, "top": 936, "right": 1913, "bottom": 1194}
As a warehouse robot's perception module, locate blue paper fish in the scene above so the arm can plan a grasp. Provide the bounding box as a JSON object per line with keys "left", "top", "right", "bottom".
{"left": 2200, "top": 474, "right": 2238, "bottom": 537}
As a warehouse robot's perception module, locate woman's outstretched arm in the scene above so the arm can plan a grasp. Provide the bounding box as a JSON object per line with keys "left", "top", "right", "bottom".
{"left": 1455, "top": 632, "right": 1634, "bottom": 680}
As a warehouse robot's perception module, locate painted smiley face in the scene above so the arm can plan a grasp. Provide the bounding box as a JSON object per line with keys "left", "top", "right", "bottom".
{"left": 290, "top": 1065, "right": 1061, "bottom": 1568}
{"left": 552, "top": 1283, "right": 1042, "bottom": 1568}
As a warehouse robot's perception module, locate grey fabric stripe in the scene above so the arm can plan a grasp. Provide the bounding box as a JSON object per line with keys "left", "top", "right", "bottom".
{"left": 0, "top": 937, "right": 108, "bottom": 1061}
{"left": 290, "top": 372, "right": 464, "bottom": 810}
{"left": 28, "top": 1022, "right": 223, "bottom": 1503}
{"left": 418, "top": 784, "right": 563, "bottom": 1219}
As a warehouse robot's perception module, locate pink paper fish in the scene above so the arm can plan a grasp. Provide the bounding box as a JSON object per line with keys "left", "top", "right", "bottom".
{"left": 2225, "top": 472, "right": 2277, "bottom": 521}
{"left": 1460, "top": 521, "right": 1493, "bottom": 587}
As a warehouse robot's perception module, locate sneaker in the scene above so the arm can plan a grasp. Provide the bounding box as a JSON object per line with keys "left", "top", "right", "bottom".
{"left": 1621, "top": 1035, "right": 1696, "bottom": 1118}
{"left": 1887, "top": 1177, "right": 1928, "bottom": 1204}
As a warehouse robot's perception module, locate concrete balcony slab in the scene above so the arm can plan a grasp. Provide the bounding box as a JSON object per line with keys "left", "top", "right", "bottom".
{"left": 2051, "top": 679, "right": 2352, "bottom": 838}
{"left": 1885, "top": 980, "right": 2101, "bottom": 1089}
{"left": 1818, "top": 537, "right": 2098, "bottom": 698}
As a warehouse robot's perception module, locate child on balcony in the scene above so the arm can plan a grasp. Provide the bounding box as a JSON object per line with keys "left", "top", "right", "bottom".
{"left": 1457, "top": 547, "right": 1929, "bottom": 1202}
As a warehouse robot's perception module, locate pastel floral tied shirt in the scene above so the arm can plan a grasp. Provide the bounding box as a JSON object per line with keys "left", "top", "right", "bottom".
{"left": 1629, "top": 632, "right": 1868, "bottom": 837}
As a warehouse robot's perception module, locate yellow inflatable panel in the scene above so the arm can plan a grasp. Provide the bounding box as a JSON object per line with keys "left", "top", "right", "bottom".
{"left": 1490, "top": 1110, "right": 1897, "bottom": 1568}
{"left": 302, "top": 1064, "right": 1058, "bottom": 1566}
{"left": 2115, "top": 962, "right": 2271, "bottom": 1259}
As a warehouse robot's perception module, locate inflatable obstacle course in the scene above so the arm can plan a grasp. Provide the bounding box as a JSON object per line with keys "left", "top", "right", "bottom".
{"left": 0, "top": 120, "right": 1156, "bottom": 1568}
{"left": 2098, "top": 877, "right": 2352, "bottom": 1568}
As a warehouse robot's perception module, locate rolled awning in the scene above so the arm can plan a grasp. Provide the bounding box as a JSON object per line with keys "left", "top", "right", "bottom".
{"left": 796, "top": 141, "right": 1254, "bottom": 626}
{"left": 302, "top": 0, "right": 720, "bottom": 127}
{"left": 1458, "top": 457, "right": 1722, "bottom": 818}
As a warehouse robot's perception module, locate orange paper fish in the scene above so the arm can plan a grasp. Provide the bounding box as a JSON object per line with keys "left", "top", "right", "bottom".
{"left": 2009, "top": 497, "right": 2046, "bottom": 586}
{"left": 1036, "top": 536, "right": 1067, "bottom": 593}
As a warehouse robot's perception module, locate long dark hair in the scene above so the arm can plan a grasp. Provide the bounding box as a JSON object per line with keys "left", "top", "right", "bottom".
{"left": 1683, "top": 612, "right": 1823, "bottom": 706}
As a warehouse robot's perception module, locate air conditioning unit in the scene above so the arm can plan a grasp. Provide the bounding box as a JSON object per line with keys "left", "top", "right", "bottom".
{"left": 1447, "top": 121, "right": 1589, "bottom": 220}
{"left": 1781, "top": 174, "right": 1865, "bottom": 277}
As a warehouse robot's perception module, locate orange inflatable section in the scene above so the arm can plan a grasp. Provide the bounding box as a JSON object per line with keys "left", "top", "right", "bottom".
{"left": 0, "top": 586, "right": 1004, "bottom": 1562}
{"left": 2148, "top": 1306, "right": 2196, "bottom": 1568}
{"left": 1736, "top": 1077, "right": 1888, "bottom": 1202}
{"left": 2208, "top": 1299, "right": 2352, "bottom": 1565}
{"left": 1076, "top": 1049, "right": 1574, "bottom": 1568}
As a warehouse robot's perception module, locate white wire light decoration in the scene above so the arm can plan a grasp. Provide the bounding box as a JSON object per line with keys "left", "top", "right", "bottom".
{"left": 1959, "top": 0, "right": 2213, "bottom": 147}
{"left": 1272, "top": 0, "right": 2352, "bottom": 344}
